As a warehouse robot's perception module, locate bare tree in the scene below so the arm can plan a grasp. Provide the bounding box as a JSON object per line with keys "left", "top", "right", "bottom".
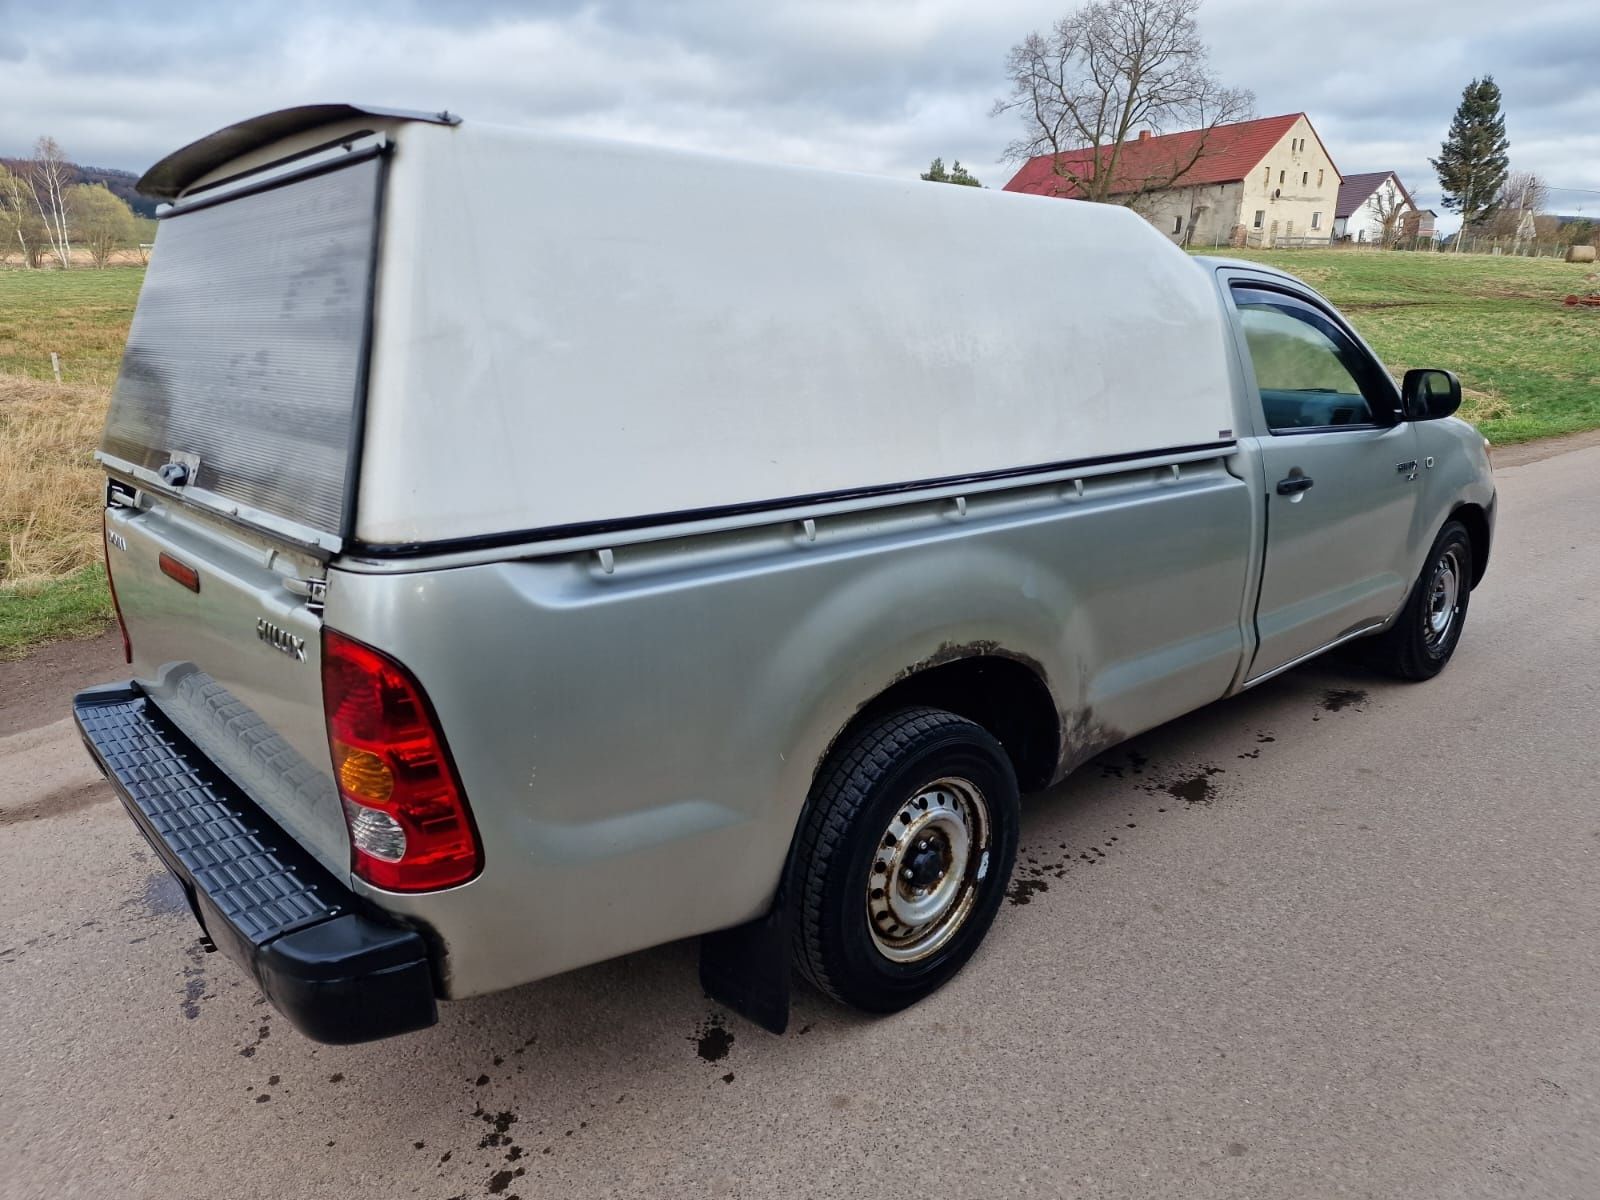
{"left": 1509, "top": 173, "right": 1542, "bottom": 227}
{"left": 28, "top": 136, "right": 74, "bottom": 269}
{"left": 1472, "top": 171, "right": 1548, "bottom": 242}
{"left": 0, "top": 163, "right": 45, "bottom": 267}
{"left": 993, "top": 0, "right": 1253, "bottom": 206}
{"left": 1367, "top": 177, "right": 1411, "bottom": 248}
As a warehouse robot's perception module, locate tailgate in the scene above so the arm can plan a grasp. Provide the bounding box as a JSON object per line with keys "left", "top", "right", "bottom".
{"left": 95, "top": 148, "right": 387, "bottom": 878}
{"left": 105, "top": 497, "right": 348, "bottom": 874}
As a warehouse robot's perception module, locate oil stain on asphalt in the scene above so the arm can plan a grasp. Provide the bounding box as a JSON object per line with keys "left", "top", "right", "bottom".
{"left": 1320, "top": 688, "right": 1369, "bottom": 712}
{"left": 693, "top": 1013, "right": 734, "bottom": 1062}
{"left": 180, "top": 941, "right": 208, "bottom": 1020}
{"left": 1008, "top": 687, "right": 1372, "bottom": 910}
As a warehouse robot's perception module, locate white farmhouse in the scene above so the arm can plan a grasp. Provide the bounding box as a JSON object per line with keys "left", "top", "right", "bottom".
{"left": 1334, "top": 172, "right": 1417, "bottom": 245}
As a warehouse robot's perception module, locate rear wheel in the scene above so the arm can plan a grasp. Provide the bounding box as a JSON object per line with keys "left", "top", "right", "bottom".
{"left": 1372, "top": 519, "right": 1473, "bottom": 680}
{"left": 790, "top": 708, "right": 1019, "bottom": 1013}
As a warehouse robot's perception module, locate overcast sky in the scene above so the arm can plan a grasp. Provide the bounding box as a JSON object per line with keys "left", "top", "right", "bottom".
{"left": 2, "top": 0, "right": 1596, "bottom": 232}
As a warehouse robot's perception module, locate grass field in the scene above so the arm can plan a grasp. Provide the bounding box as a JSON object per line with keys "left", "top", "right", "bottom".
{"left": 0, "top": 267, "right": 143, "bottom": 386}
{"left": 1216, "top": 249, "right": 1600, "bottom": 443}
{"left": 0, "top": 564, "right": 112, "bottom": 658}
{"left": 1, "top": 252, "right": 1598, "bottom": 655}
{"left": 0, "top": 269, "right": 141, "bottom": 656}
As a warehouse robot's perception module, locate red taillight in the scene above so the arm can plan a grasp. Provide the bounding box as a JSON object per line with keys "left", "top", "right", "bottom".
{"left": 321, "top": 629, "right": 482, "bottom": 892}
{"left": 101, "top": 515, "right": 132, "bottom": 664}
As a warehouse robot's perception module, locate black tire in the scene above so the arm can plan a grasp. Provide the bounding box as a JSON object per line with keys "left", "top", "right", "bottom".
{"left": 1372, "top": 519, "right": 1474, "bottom": 681}
{"left": 790, "top": 707, "right": 1020, "bottom": 1014}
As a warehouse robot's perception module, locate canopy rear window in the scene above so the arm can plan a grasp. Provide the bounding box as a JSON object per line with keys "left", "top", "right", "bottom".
{"left": 102, "top": 153, "right": 383, "bottom": 545}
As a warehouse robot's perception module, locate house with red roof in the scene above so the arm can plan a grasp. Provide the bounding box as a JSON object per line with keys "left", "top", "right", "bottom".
{"left": 1003, "top": 113, "right": 1341, "bottom": 249}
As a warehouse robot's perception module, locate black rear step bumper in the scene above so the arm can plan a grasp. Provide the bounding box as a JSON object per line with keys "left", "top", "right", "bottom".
{"left": 73, "top": 682, "right": 438, "bottom": 1044}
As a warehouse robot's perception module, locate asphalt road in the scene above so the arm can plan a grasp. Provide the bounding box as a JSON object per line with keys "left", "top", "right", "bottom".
{"left": 3, "top": 444, "right": 1598, "bottom": 1200}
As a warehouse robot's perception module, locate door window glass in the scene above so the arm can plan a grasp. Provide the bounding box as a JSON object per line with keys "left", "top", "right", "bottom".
{"left": 1235, "top": 294, "right": 1381, "bottom": 430}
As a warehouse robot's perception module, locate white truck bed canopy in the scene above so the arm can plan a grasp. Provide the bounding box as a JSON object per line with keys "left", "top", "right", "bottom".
{"left": 133, "top": 109, "right": 1238, "bottom": 550}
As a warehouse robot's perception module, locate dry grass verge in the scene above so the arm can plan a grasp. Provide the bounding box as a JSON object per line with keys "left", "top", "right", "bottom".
{"left": 0, "top": 372, "right": 111, "bottom": 584}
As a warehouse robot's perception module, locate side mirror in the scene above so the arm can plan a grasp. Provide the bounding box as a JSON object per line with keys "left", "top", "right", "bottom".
{"left": 1402, "top": 368, "right": 1462, "bottom": 421}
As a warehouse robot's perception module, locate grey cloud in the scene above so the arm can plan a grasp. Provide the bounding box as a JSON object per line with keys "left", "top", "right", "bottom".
{"left": 0, "top": 0, "right": 1594, "bottom": 227}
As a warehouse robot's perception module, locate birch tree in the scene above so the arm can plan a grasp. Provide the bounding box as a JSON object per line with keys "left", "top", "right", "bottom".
{"left": 993, "top": 0, "right": 1253, "bottom": 205}
{"left": 0, "top": 164, "right": 44, "bottom": 267}
{"left": 28, "top": 137, "right": 75, "bottom": 269}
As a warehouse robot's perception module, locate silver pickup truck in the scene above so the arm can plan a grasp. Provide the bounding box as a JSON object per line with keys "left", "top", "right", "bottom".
{"left": 75, "top": 106, "right": 1495, "bottom": 1044}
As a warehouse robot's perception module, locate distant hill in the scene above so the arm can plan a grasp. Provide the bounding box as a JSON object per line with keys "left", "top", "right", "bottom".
{"left": 0, "top": 157, "right": 158, "bottom": 218}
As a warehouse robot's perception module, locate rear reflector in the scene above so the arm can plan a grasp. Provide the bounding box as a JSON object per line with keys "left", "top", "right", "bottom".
{"left": 158, "top": 552, "right": 201, "bottom": 592}
{"left": 321, "top": 630, "right": 482, "bottom": 892}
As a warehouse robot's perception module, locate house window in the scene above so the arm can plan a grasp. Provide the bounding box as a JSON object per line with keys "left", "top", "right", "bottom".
{"left": 1318, "top": 169, "right": 1324, "bottom": 187}
{"left": 1253, "top": 210, "right": 1265, "bottom": 229}
{"left": 1312, "top": 211, "right": 1322, "bottom": 229}
{"left": 1279, "top": 170, "right": 1285, "bottom": 184}
{"left": 1173, "top": 215, "right": 1183, "bottom": 233}
{"left": 1263, "top": 167, "right": 1270, "bottom": 187}
{"left": 1302, "top": 172, "right": 1308, "bottom": 185}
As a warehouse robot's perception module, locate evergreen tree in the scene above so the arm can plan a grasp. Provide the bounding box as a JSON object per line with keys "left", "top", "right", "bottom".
{"left": 1430, "top": 76, "right": 1510, "bottom": 247}
{"left": 921, "top": 158, "right": 983, "bottom": 187}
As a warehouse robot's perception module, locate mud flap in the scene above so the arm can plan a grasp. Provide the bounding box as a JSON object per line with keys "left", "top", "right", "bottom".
{"left": 699, "top": 894, "right": 791, "bottom": 1035}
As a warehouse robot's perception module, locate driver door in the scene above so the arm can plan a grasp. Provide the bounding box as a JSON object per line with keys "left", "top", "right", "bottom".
{"left": 1231, "top": 284, "right": 1420, "bottom": 682}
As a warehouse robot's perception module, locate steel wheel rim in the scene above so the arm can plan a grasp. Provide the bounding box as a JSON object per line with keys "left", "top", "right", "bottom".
{"left": 1425, "top": 546, "right": 1462, "bottom": 647}
{"left": 866, "top": 776, "right": 991, "bottom": 963}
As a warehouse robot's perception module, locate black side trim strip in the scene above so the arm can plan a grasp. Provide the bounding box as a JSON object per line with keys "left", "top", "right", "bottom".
{"left": 349, "top": 440, "right": 1238, "bottom": 559}
{"left": 158, "top": 141, "right": 389, "bottom": 219}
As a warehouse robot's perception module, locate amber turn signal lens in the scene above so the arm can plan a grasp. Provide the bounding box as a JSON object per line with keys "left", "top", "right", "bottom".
{"left": 335, "top": 743, "right": 395, "bottom": 802}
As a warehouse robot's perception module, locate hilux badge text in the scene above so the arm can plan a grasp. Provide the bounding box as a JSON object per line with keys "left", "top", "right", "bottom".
{"left": 256, "top": 618, "right": 307, "bottom": 662}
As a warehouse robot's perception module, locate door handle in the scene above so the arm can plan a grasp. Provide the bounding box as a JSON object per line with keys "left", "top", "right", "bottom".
{"left": 1276, "top": 475, "right": 1315, "bottom": 496}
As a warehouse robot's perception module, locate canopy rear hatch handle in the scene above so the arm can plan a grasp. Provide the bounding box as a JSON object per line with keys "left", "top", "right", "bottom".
{"left": 283, "top": 576, "right": 327, "bottom": 614}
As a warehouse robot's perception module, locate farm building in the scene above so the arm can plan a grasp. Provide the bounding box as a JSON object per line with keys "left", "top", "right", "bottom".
{"left": 1334, "top": 172, "right": 1418, "bottom": 244}
{"left": 1002, "top": 113, "right": 1342, "bottom": 249}
{"left": 1403, "top": 208, "right": 1438, "bottom": 242}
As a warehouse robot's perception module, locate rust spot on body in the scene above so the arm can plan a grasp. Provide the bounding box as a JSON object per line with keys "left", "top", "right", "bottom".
{"left": 1053, "top": 708, "right": 1128, "bottom": 780}
{"left": 886, "top": 639, "right": 1049, "bottom": 688}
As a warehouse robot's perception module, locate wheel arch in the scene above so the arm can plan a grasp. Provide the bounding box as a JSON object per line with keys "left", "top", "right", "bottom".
{"left": 701, "top": 645, "right": 1059, "bottom": 1033}
{"left": 824, "top": 648, "right": 1062, "bottom": 794}
{"left": 1450, "top": 501, "right": 1491, "bottom": 588}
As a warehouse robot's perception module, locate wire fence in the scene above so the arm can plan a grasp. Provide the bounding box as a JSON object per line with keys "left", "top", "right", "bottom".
{"left": 1421, "top": 235, "right": 1584, "bottom": 258}
{"left": 1227, "top": 234, "right": 1589, "bottom": 258}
